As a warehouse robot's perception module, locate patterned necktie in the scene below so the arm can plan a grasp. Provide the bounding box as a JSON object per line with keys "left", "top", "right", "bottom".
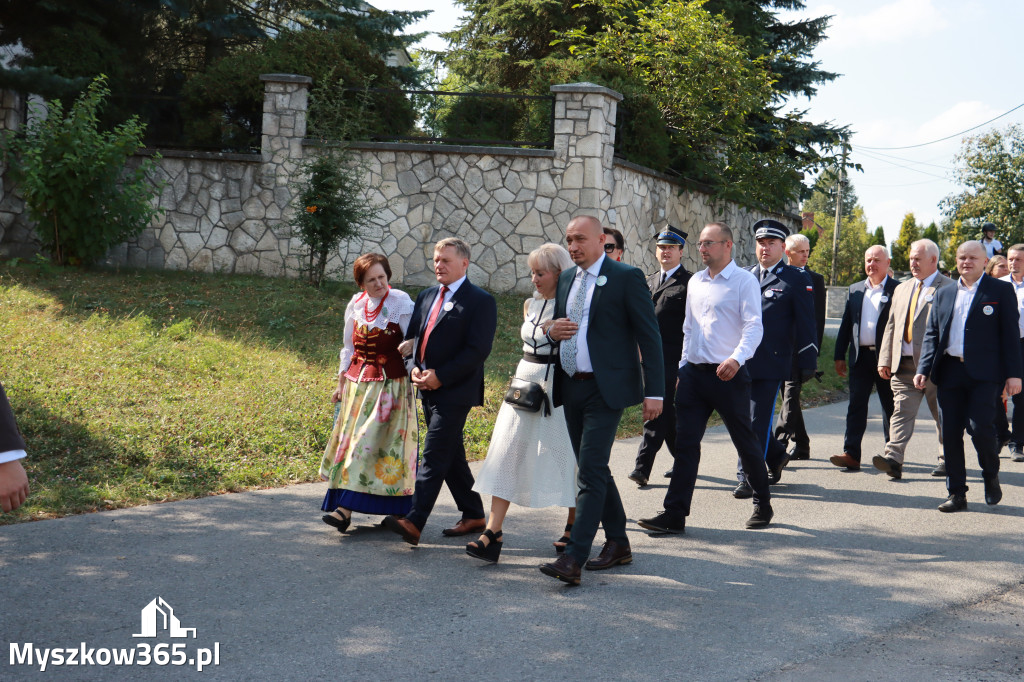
{"left": 561, "top": 270, "right": 589, "bottom": 376}
{"left": 904, "top": 280, "right": 921, "bottom": 344}
{"left": 418, "top": 285, "right": 449, "bottom": 363}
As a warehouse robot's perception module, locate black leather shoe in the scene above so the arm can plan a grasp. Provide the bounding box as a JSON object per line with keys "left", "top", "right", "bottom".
{"left": 931, "top": 462, "right": 946, "bottom": 477}
{"left": 984, "top": 477, "right": 1002, "bottom": 506}
{"left": 767, "top": 453, "right": 790, "bottom": 485}
{"left": 787, "top": 446, "right": 810, "bottom": 461}
{"left": 539, "top": 553, "right": 581, "bottom": 585}
{"left": 937, "top": 494, "right": 967, "bottom": 512}
{"left": 663, "top": 467, "right": 674, "bottom": 478}
{"left": 627, "top": 469, "right": 649, "bottom": 487}
{"left": 584, "top": 540, "right": 633, "bottom": 570}
{"left": 745, "top": 504, "right": 774, "bottom": 529}
{"left": 321, "top": 509, "right": 351, "bottom": 533}
{"left": 732, "top": 480, "right": 753, "bottom": 499}
{"left": 637, "top": 511, "right": 685, "bottom": 534}
{"left": 872, "top": 454, "right": 902, "bottom": 480}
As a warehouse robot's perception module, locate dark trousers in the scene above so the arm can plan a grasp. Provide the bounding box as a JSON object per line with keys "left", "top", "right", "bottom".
{"left": 405, "top": 398, "right": 484, "bottom": 530}
{"left": 665, "top": 363, "right": 771, "bottom": 518}
{"left": 996, "top": 337, "right": 1024, "bottom": 446}
{"left": 843, "top": 348, "right": 894, "bottom": 461}
{"left": 736, "top": 379, "right": 784, "bottom": 481}
{"left": 633, "top": 345, "right": 681, "bottom": 477}
{"left": 561, "top": 376, "right": 626, "bottom": 566}
{"left": 775, "top": 377, "right": 810, "bottom": 453}
{"left": 936, "top": 356, "right": 1001, "bottom": 496}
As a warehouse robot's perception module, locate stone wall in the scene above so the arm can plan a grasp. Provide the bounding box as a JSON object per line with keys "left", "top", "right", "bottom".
{"left": 0, "top": 76, "right": 799, "bottom": 292}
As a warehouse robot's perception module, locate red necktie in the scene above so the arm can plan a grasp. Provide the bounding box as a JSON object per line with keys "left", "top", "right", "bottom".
{"left": 418, "top": 286, "right": 449, "bottom": 363}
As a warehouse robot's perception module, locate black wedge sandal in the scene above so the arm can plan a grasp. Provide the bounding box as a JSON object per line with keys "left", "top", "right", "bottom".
{"left": 465, "top": 529, "right": 503, "bottom": 563}
{"left": 553, "top": 523, "right": 572, "bottom": 554}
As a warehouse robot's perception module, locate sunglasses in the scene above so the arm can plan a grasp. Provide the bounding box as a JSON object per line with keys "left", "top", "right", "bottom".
{"left": 604, "top": 244, "right": 620, "bottom": 253}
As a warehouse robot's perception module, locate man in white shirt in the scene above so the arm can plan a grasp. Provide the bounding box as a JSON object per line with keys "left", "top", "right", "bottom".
{"left": 874, "top": 239, "right": 952, "bottom": 478}
{"left": 831, "top": 246, "right": 898, "bottom": 471}
{"left": 0, "top": 382, "right": 29, "bottom": 513}
{"left": 915, "top": 240, "right": 1022, "bottom": 512}
{"left": 999, "top": 243, "right": 1024, "bottom": 462}
{"left": 638, "top": 221, "right": 774, "bottom": 534}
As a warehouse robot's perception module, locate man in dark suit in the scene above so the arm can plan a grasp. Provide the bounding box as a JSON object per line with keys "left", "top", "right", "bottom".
{"left": 915, "top": 240, "right": 1022, "bottom": 511}
{"left": 774, "top": 233, "right": 826, "bottom": 461}
{"left": 0, "top": 381, "right": 29, "bottom": 512}
{"left": 628, "top": 225, "right": 690, "bottom": 487}
{"left": 539, "top": 215, "right": 664, "bottom": 585}
{"left": 831, "top": 245, "right": 898, "bottom": 471}
{"left": 383, "top": 238, "right": 497, "bottom": 545}
{"left": 733, "top": 220, "right": 817, "bottom": 498}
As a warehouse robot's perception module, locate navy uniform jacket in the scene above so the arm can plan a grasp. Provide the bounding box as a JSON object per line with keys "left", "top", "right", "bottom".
{"left": 407, "top": 280, "right": 497, "bottom": 407}
{"left": 746, "top": 262, "right": 818, "bottom": 381}
{"left": 834, "top": 276, "right": 900, "bottom": 365}
{"left": 647, "top": 266, "right": 691, "bottom": 349}
{"left": 917, "top": 274, "right": 1022, "bottom": 385}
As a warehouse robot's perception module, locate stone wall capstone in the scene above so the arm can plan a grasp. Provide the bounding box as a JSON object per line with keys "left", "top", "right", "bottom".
{"left": 0, "top": 76, "right": 799, "bottom": 292}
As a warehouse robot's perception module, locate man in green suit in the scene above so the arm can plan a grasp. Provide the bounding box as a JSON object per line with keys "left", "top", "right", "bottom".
{"left": 539, "top": 215, "right": 664, "bottom": 585}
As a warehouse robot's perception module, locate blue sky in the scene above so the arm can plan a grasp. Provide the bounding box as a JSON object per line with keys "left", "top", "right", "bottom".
{"left": 376, "top": 0, "right": 1024, "bottom": 246}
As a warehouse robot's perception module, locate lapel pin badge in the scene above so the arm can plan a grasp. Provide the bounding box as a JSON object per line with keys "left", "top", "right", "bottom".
{"left": 596, "top": 275, "right": 607, "bottom": 287}
{"left": 443, "top": 301, "right": 454, "bottom": 312}
{"left": 983, "top": 305, "right": 994, "bottom": 315}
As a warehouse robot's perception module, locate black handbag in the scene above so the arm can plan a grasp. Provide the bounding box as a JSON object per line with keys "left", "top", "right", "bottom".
{"left": 503, "top": 377, "right": 551, "bottom": 416}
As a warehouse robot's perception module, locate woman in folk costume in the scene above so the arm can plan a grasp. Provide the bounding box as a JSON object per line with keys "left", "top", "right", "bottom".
{"left": 320, "top": 253, "right": 417, "bottom": 532}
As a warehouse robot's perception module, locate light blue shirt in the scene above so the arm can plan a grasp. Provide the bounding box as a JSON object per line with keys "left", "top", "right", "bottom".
{"left": 947, "top": 275, "right": 982, "bottom": 358}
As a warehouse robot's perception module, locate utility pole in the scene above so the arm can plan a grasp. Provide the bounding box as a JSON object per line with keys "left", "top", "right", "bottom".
{"left": 830, "top": 138, "right": 847, "bottom": 286}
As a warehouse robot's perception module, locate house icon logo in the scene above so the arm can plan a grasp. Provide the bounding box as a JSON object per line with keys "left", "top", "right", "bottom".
{"left": 132, "top": 597, "right": 197, "bottom": 639}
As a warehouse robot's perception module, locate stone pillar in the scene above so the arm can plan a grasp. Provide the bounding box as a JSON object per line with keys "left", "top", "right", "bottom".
{"left": 0, "top": 89, "right": 28, "bottom": 255}
{"left": 549, "top": 82, "right": 623, "bottom": 221}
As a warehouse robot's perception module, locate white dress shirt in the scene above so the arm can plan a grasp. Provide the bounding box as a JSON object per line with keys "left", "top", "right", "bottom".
{"left": 947, "top": 275, "right": 982, "bottom": 358}
{"left": 660, "top": 263, "right": 681, "bottom": 283}
{"left": 983, "top": 238, "right": 1003, "bottom": 259}
{"left": 561, "top": 254, "right": 606, "bottom": 373}
{"left": 0, "top": 449, "right": 26, "bottom": 464}
{"left": 858, "top": 276, "right": 889, "bottom": 348}
{"left": 680, "top": 260, "right": 763, "bottom": 367}
{"left": 1000, "top": 274, "right": 1024, "bottom": 338}
{"left": 901, "top": 270, "right": 938, "bottom": 357}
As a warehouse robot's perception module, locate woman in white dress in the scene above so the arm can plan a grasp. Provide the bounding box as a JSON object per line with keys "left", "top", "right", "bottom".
{"left": 466, "top": 243, "right": 578, "bottom": 562}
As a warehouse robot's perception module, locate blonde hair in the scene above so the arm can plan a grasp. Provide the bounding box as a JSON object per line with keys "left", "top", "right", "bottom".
{"left": 528, "top": 243, "right": 573, "bottom": 298}
{"left": 434, "top": 237, "right": 471, "bottom": 260}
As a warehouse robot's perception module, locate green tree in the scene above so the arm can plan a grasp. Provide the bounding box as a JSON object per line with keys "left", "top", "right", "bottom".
{"left": 1, "top": 76, "right": 162, "bottom": 266}
{"left": 940, "top": 218, "right": 965, "bottom": 272}
{"left": 802, "top": 166, "right": 859, "bottom": 221}
{"left": 890, "top": 212, "right": 920, "bottom": 271}
{"left": 922, "top": 220, "right": 940, "bottom": 244}
{"left": 808, "top": 206, "right": 873, "bottom": 286}
{"left": 871, "top": 226, "right": 887, "bottom": 248}
{"left": 941, "top": 124, "right": 1024, "bottom": 246}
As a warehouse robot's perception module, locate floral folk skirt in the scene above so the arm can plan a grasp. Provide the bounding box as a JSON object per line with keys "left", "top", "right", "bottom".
{"left": 319, "top": 376, "right": 418, "bottom": 516}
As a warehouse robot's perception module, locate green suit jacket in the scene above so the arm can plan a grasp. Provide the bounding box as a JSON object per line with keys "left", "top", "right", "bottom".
{"left": 552, "top": 256, "right": 665, "bottom": 409}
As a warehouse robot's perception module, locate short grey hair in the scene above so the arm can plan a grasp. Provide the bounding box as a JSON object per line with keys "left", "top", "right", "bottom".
{"left": 785, "top": 233, "right": 810, "bottom": 250}
{"left": 434, "top": 237, "right": 471, "bottom": 260}
{"left": 910, "top": 238, "right": 939, "bottom": 260}
{"left": 528, "top": 242, "right": 573, "bottom": 275}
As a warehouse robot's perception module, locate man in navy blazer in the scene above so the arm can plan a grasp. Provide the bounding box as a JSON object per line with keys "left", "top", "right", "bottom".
{"left": 539, "top": 215, "right": 664, "bottom": 585}
{"left": 734, "top": 220, "right": 817, "bottom": 498}
{"left": 831, "top": 245, "right": 898, "bottom": 470}
{"left": 915, "top": 241, "right": 1022, "bottom": 512}
{"left": 383, "top": 238, "right": 497, "bottom": 545}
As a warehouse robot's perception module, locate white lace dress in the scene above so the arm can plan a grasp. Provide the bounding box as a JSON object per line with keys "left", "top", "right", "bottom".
{"left": 473, "top": 297, "right": 578, "bottom": 508}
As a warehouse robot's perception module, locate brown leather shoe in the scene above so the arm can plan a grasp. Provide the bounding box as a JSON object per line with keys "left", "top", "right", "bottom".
{"left": 584, "top": 540, "right": 633, "bottom": 571}
{"left": 383, "top": 515, "right": 420, "bottom": 546}
{"left": 539, "top": 553, "right": 582, "bottom": 585}
{"left": 441, "top": 517, "right": 486, "bottom": 537}
{"left": 829, "top": 453, "right": 860, "bottom": 470}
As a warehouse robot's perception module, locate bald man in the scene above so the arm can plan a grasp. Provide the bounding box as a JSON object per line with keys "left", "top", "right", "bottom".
{"left": 915, "top": 241, "right": 1021, "bottom": 511}
{"left": 831, "top": 246, "right": 898, "bottom": 471}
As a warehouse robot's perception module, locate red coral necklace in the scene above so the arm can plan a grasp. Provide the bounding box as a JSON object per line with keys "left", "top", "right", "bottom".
{"left": 364, "top": 288, "right": 390, "bottom": 323}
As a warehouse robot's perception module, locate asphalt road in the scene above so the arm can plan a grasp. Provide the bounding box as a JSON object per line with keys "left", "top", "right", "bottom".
{"left": 2, "top": 398, "right": 1023, "bottom": 681}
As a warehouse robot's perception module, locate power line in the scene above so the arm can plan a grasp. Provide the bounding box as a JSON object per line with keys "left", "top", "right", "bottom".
{"left": 854, "top": 149, "right": 951, "bottom": 180}
{"left": 858, "top": 148, "right": 954, "bottom": 171}
{"left": 855, "top": 100, "right": 1024, "bottom": 150}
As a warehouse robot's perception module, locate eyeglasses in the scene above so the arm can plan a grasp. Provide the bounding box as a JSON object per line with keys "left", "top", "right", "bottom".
{"left": 696, "top": 240, "right": 727, "bottom": 249}
{"left": 603, "top": 244, "right": 619, "bottom": 253}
